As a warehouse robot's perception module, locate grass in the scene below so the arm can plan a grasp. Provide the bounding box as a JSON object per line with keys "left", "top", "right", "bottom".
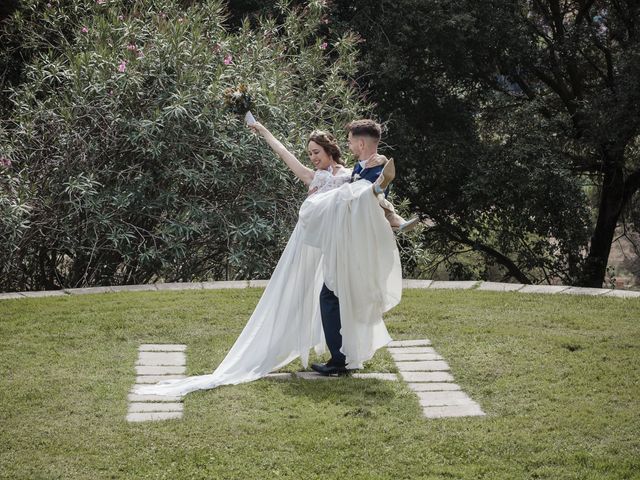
{"left": 1, "top": 288, "right": 639, "bottom": 479}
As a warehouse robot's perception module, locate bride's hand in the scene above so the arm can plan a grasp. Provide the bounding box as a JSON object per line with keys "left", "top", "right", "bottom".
{"left": 365, "top": 153, "right": 388, "bottom": 168}
{"left": 249, "top": 121, "right": 264, "bottom": 134}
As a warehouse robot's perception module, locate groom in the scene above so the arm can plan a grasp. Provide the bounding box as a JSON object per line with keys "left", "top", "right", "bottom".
{"left": 311, "top": 119, "right": 392, "bottom": 376}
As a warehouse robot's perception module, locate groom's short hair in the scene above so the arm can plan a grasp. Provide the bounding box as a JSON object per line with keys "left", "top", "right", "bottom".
{"left": 346, "top": 119, "right": 382, "bottom": 141}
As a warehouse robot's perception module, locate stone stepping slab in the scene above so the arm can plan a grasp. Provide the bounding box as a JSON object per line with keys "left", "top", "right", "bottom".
{"left": 139, "top": 344, "right": 187, "bottom": 352}
{"left": 408, "top": 382, "right": 461, "bottom": 392}
{"left": 128, "top": 344, "right": 187, "bottom": 422}
{"left": 416, "top": 390, "right": 475, "bottom": 407}
{"left": 352, "top": 373, "right": 398, "bottom": 381}
{"left": 423, "top": 403, "right": 485, "bottom": 419}
{"left": 135, "top": 365, "right": 186, "bottom": 375}
{"left": 128, "top": 393, "right": 183, "bottom": 402}
{"left": 387, "top": 347, "right": 437, "bottom": 355}
{"left": 129, "top": 402, "right": 183, "bottom": 413}
{"left": 126, "top": 411, "right": 183, "bottom": 422}
{"left": 292, "top": 372, "right": 398, "bottom": 381}
{"left": 390, "top": 353, "right": 443, "bottom": 361}
{"left": 400, "top": 371, "right": 455, "bottom": 383}
{"left": 135, "top": 351, "right": 186, "bottom": 366}
{"left": 395, "top": 360, "right": 450, "bottom": 372}
{"left": 388, "top": 339, "right": 431, "bottom": 347}
{"left": 135, "top": 375, "right": 186, "bottom": 384}
{"left": 388, "top": 339, "right": 485, "bottom": 419}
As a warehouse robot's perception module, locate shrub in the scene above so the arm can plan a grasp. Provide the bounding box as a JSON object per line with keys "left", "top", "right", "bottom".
{"left": 0, "top": 0, "right": 365, "bottom": 291}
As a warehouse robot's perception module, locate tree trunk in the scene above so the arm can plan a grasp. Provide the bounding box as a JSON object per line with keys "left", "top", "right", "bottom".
{"left": 581, "top": 161, "right": 625, "bottom": 288}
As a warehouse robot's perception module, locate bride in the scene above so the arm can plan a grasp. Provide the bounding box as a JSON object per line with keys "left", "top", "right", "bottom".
{"left": 134, "top": 122, "right": 401, "bottom": 397}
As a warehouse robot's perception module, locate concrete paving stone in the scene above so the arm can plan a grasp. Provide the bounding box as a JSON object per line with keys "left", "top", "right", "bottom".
{"left": 519, "top": 284, "right": 569, "bottom": 294}
{"left": 400, "top": 371, "right": 455, "bottom": 383}
{"left": 295, "top": 372, "right": 337, "bottom": 380}
{"left": 402, "top": 279, "right": 433, "bottom": 289}
{"left": 408, "top": 383, "right": 461, "bottom": 392}
{"left": 127, "top": 393, "right": 184, "bottom": 402}
{"left": 390, "top": 353, "right": 443, "bottom": 362}
{"left": 139, "top": 344, "right": 187, "bottom": 352}
{"left": 603, "top": 289, "right": 640, "bottom": 298}
{"left": 0, "top": 292, "right": 25, "bottom": 300}
{"left": 131, "top": 384, "right": 178, "bottom": 394}
{"left": 351, "top": 373, "right": 398, "bottom": 381}
{"left": 429, "top": 281, "right": 479, "bottom": 290}
{"left": 387, "top": 339, "right": 431, "bottom": 347}
{"left": 135, "top": 365, "right": 186, "bottom": 375}
{"left": 265, "top": 373, "right": 293, "bottom": 380}
{"left": 110, "top": 284, "right": 158, "bottom": 292}
{"left": 201, "top": 281, "right": 249, "bottom": 290}
{"left": 136, "top": 375, "right": 186, "bottom": 384}
{"left": 65, "top": 286, "right": 114, "bottom": 295}
{"left": 417, "top": 390, "right": 475, "bottom": 407}
{"left": 422, "top": 403, "right": 485, "bottom": 418}
{"left": 249, "top": 280, "right": 270, "bottom": 288}
{"left": 560, "top": 287, "right": 608, "bottom": 296}
{"left": 395, "top": 360, "right": 450, "bottom": 372}
{"left": 19, "top": 290, "right": 68, "bottom": 298}
{"left": 476, "top": 282, "right": 524, "bottom": 292}
{"left": 126, "top": 411, "right": 183, "bottom": 422}
{"left": 128, "top": 402, "right": 184, "bottom": 413}
{"left": 387, "top": 347, "right": 438, "bottom": 355}
{"left": 136, "top": 351, "right": 186, "bottom": 366}
{"left": 154, "top": 282, "right": 203, "bottom": 291}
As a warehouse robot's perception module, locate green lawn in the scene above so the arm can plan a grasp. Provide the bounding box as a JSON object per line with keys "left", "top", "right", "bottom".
{"left": 1, "top": 289, "right": 639, "bottom": 479}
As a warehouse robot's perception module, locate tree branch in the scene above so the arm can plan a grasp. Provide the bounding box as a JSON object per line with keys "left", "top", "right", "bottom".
{"left": 436, "top": 221, "right": 533, "bottom": 284}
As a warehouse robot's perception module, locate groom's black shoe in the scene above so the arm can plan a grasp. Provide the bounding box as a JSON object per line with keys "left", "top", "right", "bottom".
{"left": 311, "top": 360, "right": 350, "bottom": 376}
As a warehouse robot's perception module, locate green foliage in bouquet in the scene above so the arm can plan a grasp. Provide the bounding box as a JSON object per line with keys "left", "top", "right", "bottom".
{"left": 0, "top": 0, "right": 366, "bottom": 291}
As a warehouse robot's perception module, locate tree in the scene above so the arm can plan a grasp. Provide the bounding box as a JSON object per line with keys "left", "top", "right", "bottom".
{"left": 324, "top": 0, "right": 639, "bottom": 287}
{"left": 412, "top": 0, "right": 640, "bottom": 287}
{"left": 0, "top": 0, "right": 365, "bottom": 291}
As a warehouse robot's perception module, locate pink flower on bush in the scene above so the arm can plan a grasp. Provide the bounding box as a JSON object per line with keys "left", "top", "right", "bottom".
{"left": 96, "top": 0, "right": 105, "bottom": 5}
{"left": 223, "top": 54, "right": 233, "bottom": 65}
{"left": 0, "top": 157, "right": 11, "bottom": 168}
{"left": 118, "top": 15, "right": 124, "bottom": 21}
{"left": 319, "top": 42, "right": 328, "bottom": 50}
{"left": 81, "top": 26, "right": 89, "bottom": 33}
{"left": 127, "top": 44, "right": 137, "bottom": 51}
{"left": 118, "top": 61, "right": 127, "bottom": 73}
{"left": 46, "top": 3, "right": 52, "bottom": 7}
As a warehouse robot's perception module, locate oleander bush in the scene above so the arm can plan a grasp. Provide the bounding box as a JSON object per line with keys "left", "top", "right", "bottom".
{"left": 0, "top": 0, "right": 366, "bottom": 291}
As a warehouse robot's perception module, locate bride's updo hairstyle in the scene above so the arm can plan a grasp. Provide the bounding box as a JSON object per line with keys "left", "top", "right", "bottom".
{"left": 308, "top": 130, "right": 345, "bottom": 166}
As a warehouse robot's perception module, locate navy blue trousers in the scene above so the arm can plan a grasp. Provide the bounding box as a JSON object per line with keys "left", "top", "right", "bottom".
{"left": 319, "top": 283, "right": 346, "bottom": 366}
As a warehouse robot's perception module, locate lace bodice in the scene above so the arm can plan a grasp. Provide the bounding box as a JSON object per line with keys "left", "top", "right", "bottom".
{"left": 308, "top": 167, "right": 352, "bottom": 196}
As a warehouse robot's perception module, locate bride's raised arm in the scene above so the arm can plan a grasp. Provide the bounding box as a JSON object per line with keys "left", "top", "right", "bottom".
{"left": 250, "top": 122, "right": 315, "bottom": 186}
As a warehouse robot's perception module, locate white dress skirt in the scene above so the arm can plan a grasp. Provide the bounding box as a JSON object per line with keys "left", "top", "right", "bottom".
{"left": 133, "top": 172, "right": 402, "bottom": 396}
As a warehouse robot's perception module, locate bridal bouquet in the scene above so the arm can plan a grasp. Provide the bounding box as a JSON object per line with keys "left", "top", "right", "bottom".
{"left": 223, "top": 83, "right": 256, "bottom": 125}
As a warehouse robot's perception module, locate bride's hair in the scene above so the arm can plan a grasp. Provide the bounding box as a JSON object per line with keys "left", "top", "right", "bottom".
{"left": 308, "top": 130, "right": 345, "bottom": 166}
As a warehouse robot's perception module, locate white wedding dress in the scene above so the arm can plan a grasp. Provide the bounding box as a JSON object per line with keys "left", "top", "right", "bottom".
{"left": 133, "top": 168, "right": 402, "bottom": 397}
